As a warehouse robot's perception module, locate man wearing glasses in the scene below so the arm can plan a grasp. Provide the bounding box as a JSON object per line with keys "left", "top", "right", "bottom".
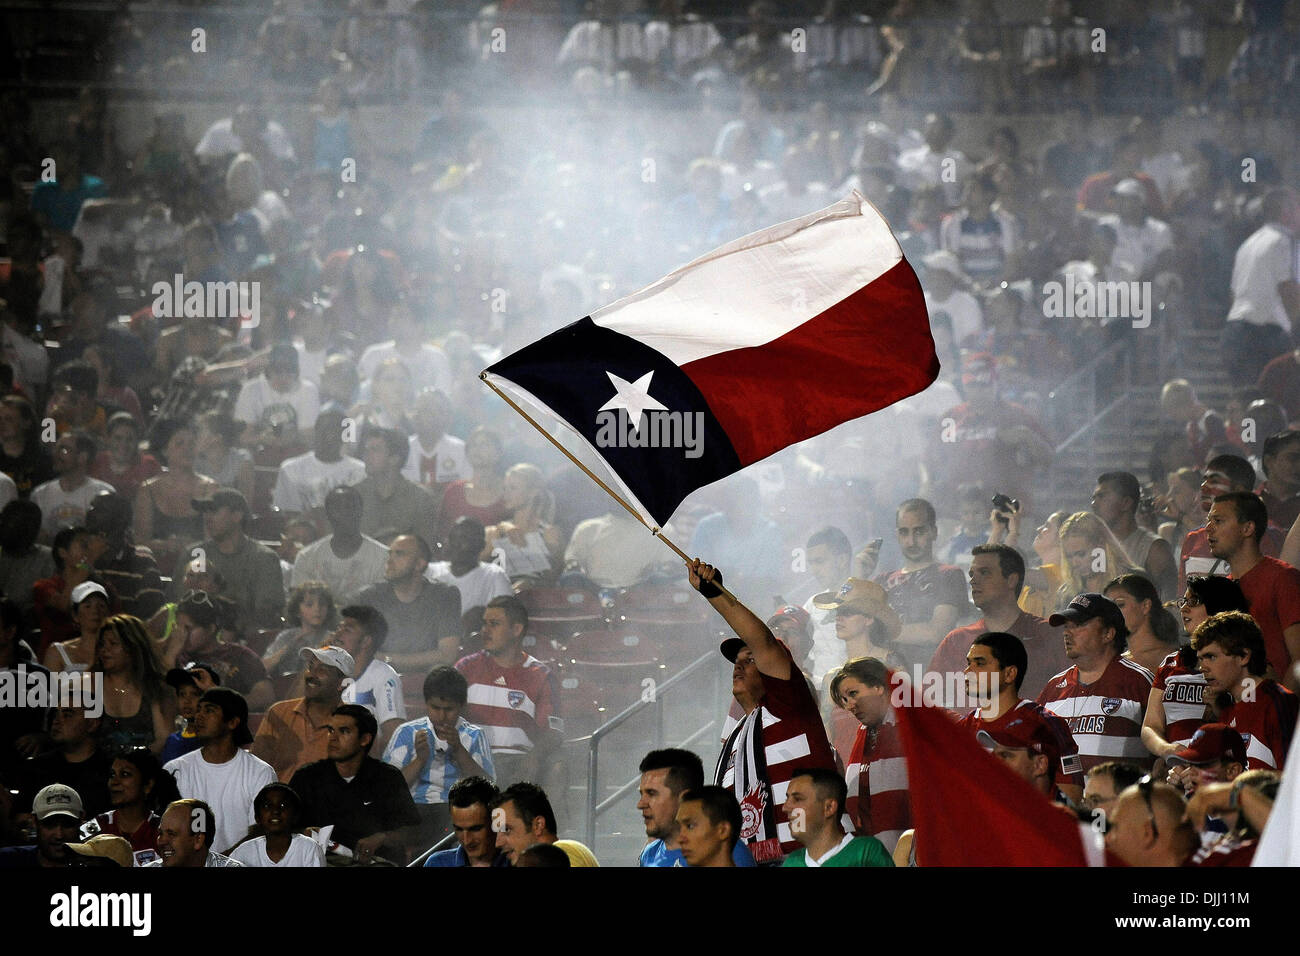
{"left": 1104, "top": 776, "right": 1199, "bottom": 867}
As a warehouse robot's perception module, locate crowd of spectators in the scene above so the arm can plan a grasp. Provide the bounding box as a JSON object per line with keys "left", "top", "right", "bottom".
{"left": 0, "top": 0, "right": 1298, "bottom": 868}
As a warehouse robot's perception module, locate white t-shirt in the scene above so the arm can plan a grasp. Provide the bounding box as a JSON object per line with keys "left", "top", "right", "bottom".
{"left": 293, "top": 340, "right": 328, "bottom": 386}
{"left": 1098, "top": 213, "right": 1173, "bottom": 279}
{"left": 2, "top": 322, "right": 50, "bottom": 398}
{"left": 0, "top": 472, "right": 16, "bottom": 510}
{"left": 489, "top": 531, "right": 553, "bottom": 579}
{"left": 234, "top": 375, "right": 321, "bottom": 433}
{"left": 924, "top": 288, "right": 984, "bottom": 347}
{"left": 228, "top": 833, "right": 325, "bottom": 868}
{"left": 803, "top": 595, "right": 843, "bottom": 685}
{"left": 424, "top": 561, "right": 512, "bottom": 614}
{"left": 272, "top": 452, "right": 365, "bottom": 513}
{"left": 342, "top": 658, "right": 406, "bottom": 727}
{"left": 32, "top": 477, "right": 117, "bottom": 539}
{"left": 1228, "top": 223, "right": 1298, "bottom": 331}
{"left": 164, "top": 748, "right": 277, "bottom": 855}
{"left": 357, "top": 341, "right": 451, "bottom": 395}
{"left": 290, "top": 535, "right": 389, "bottom": 605}
{"left": 401, "top": 434, "right": 468, "bottom": 486}
{"left": 195, "top": 117, "right": 297, "bottom": 163}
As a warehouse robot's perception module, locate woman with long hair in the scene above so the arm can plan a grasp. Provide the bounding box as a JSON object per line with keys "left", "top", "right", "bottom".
{"left": 482, "top": 463, "right": 562, "bottom": 581}
{"left": 262, "top": 581, "right": 338, "bottom": 676}
{"left": 96, "top": 614, "right": 175, "bottom": 755}
{"left": 135, "top": 417, "right": 218, "bottom": 556}
{"left": 0, "top": 394, "right": 54, "bottom": 498}
{"left": 1140, "top": 575, "right": 1250, "bottom": 762}
{"left": 84, "top": 747, "right": 181, "bottom": 865}
{"left": 1105, "top": 573, "right": 1181, "bottom": 673}
{"left": 1019, "top": 510, "right": 1071, "bottom": 618}
{"left": 1054, "top": 511, "right": 1138, "bottom": 612}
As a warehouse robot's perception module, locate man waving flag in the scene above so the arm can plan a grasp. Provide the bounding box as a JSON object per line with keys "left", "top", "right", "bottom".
{"left": 482, "top": 191, "right": 937, "bottom": 529}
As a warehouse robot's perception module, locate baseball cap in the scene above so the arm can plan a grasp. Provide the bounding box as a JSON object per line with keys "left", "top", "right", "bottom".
{"left": 1048, "top": 593, "right": 1128, "bottom": 637}
{"left": 810, "top": 578, "right": 902, "bottom": 642}
{"left": 1166, "top": 723, "right": 1248, "bottom": 767}
{"left": 191, "top": 487, "right": 249, "bottom": 515}
{"left": 33, "top": 784, "right": 84, "bottom": 822}
{"left": 766, "top": 605, "right": 811, "bottom": 633}
{"left": 70, "top": 581, "right": 109, "bottom": 607}
{"left": 921, "top": 249, "right": 969, "bottom": 283}
{"left": 200, "top": 687, "right": 254, "bottom": 747}
{"left": 165, "top": 662, "right": 221, "bottom": 691}
{"left": 1112, "top": 177, "right": 1145, "bottom": 198}
{"left": 300, "top": 645, "right": 356, "bottom": 678}
{"left": 65, "top": 834, "right": 133, "bottom": 868}
{"left": 976, "top": 713, "right": 1060, "bottom": 762}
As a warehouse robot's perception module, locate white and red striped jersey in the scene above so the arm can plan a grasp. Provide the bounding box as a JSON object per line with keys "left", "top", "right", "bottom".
{"left": 1153, "top": 650, "right": 1208, "bottom": 746}
{"left": 455, "top": 651, "right": 559, "bottom": 756}
{"left": 844, "top": 712, "right": 910, "bottom": 853}
{"left": 1036, "top": 655, "right": 1154, "bottom": 772}
{"left": 715, "top": 644, "right": 836, "bottom": 864}
{"left": 1218, "top": 679, "right": 1298, "bottom": 770}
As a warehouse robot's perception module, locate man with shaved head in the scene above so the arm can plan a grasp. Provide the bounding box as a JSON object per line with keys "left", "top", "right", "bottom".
{"left": 1104, "top": 778, "right": 1198, "bottom": 867}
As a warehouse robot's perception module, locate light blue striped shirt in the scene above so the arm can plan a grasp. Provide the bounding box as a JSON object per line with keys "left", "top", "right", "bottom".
{"left": 382, "top": 716, "right": 495, "bottom": 804}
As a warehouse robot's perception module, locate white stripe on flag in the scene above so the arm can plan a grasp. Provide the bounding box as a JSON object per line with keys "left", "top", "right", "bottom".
{"left": 867, "top": 756, "right": 909, "bottom": 794}
{"left": 765, "top": 733, "right": 811, "bottom": 767}
{"left": 1253, "top": 724, "right": 1300, "bottom": 865}
{"left": 590, "top": 193, "right": 903, "bottom": 365}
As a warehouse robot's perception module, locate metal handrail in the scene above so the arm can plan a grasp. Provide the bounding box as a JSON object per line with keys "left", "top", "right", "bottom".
{"left": 1047, "top": 339, "right": 1125, "bottom": 406}
{"left": 591, "top": 717, "right": 721, "bottom": 819}
{"left": 407, "top": 830, "right": 457, "bottom": 868}
{"left": 582, "top": 648, "right": 722, "bottom": 848}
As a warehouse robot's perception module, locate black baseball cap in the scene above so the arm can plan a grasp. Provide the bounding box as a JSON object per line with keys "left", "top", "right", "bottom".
{"left": 1048, "top": 593, "right": 1129, "bottom": 638}
{"left": 200, "top": 687, "right": 253, "bottom": 746}
{"left": 165, "top": 662, "right": 221, "bottom": 691}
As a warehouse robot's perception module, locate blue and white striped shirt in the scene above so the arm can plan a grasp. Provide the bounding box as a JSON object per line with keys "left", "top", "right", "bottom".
{"left": 382, "top": 716, "right": 495, "bottom": 804}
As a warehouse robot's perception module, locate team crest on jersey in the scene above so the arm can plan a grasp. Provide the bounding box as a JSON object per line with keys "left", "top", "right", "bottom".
{"left": 1101, "top": 697, "right": 1121, "bottom": 715}
{"left": 507, "top": 690, "right": 525, "bottom": 708}
{"left": 739, "top": 783, "right": 767, "bottom": 840}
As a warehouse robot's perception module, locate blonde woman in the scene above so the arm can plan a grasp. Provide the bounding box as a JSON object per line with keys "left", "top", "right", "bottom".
{"left": 1054, "top": 511, "right": 1138, "bottom": 612}
{"left": 482, "top": 463, "right": 562, "bottom": 581}
{"left": 1019, "top": 511, "right": 1070, "bottom": 619}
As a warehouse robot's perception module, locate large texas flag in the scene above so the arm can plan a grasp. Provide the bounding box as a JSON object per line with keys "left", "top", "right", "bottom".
{"left": 482, "top": 192, "right": 938, "bottom": 527}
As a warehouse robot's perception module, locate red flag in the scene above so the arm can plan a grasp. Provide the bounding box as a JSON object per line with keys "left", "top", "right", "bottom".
{"left": 893, "top": 697, "right": 1098, "bottom": 866}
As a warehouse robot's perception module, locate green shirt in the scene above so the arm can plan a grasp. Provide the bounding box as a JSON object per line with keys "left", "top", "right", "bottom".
{"left": 781, "top": 835, "right": 895, "bottom": 868}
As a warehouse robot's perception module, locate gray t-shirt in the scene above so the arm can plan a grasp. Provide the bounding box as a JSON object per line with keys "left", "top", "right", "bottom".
{"left": 355, "top": 580, "right": 462, "bottom": 655}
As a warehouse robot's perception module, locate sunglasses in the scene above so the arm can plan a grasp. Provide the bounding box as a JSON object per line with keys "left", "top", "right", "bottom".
{"left": 1176, "top": 594, "right": 1203, "bottom": 610}
{"left": 1137, "top": 775, "right": 1159, "bottom": 837}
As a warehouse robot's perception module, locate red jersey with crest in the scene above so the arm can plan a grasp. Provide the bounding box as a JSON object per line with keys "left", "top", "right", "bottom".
{"left": 455, "top": 651, "right": 559, "bottom": 755}
{"left": 1218, "top": 678, "right": 1298, "bottom": 770}
{"left": 844, "top": 713, "right": 910, "bottom": 853}
{"left": 715, "top": 642, "right": 835, "bottom": 864}
{"left": 1037, "top": 655, "right": 1154, "bottom": 772}
{"left": 955, "top": 698, "right": 1085, "bottom": 790}
{"left": 1153, "top": 650, "right": 1207, "bottom": 746}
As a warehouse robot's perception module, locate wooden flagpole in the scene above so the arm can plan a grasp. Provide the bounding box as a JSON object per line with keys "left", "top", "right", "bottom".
{"left": 479, "top": 372, "right": 736, "bottom": 601}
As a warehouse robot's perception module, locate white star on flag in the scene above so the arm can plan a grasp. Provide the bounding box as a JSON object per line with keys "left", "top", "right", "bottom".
{"left": 598, "top": 370, "right": 667, "bottom": 434}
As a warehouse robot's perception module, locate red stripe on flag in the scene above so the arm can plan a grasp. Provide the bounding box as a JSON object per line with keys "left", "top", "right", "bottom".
{"left": 678, "top": 258, "right": 937, "bottom": 467}
{"left": 893, "top": 698, "right": 1091, "bottom": 866}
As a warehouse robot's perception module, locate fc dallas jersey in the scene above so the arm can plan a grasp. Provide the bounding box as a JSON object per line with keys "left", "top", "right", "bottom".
{"left": 715, "top": 644, "right": 836, "bottom": 864}
{"left": 455, "top": 651, "right": 560, "bottom": 755}
{"left": 955, "top": 698, "right": 1085, "bottom": 790}
{"left": 844, "top": 713, "right": 910, "bottom": 853}
{"left": 1037, "top": 655, "right": 1154, "bottom": 772}
{"left": 1153, "top": 650, "right": 1207, "bottom": 746}
{"left": 1218, "top": 679, "right": 1298, "bottom": 770}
